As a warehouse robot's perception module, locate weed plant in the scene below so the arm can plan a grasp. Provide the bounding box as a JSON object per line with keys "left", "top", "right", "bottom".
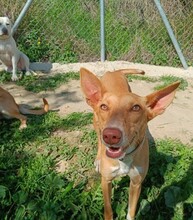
{"left": 0, "top": 110, "right": 193, "bottom": 219}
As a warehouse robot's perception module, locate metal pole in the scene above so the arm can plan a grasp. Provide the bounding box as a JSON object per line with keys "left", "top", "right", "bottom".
{"left": 154, "top": 0, "right": 188, "bottom": 69}
{"left": 100, "top": 0, "right": 106, "bottom": 62}
{"left": 11, "top": 0, "right": 33, "bottom": 35}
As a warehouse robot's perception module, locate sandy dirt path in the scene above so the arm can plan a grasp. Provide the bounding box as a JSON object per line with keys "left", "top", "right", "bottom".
{"left": 1, "top": 61, "right": 193, "bottom": 145}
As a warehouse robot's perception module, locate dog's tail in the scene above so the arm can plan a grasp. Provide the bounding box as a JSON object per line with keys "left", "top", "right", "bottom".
{"left": 18, "top": 98, "right": 49, "bottom": 115}
{"left": 112, "top": 69, "right": 145, "bottom": 75}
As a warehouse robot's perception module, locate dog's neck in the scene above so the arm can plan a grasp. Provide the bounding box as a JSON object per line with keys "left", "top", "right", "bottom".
{"left": 121, "top": 134, "right": 146, "bottom": 160}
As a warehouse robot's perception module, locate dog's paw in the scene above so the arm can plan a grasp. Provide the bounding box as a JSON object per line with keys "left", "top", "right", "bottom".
{"left": 94, "top": 159, "right": 101, "bottom": 172}
{"left": 12, "top": 77, "right": 18, "bottom": 81}
{"left": 11, "top": 75, "right": 18, "bottom": 81}
{"left": 126, "top": 213, "right": 134, "bottom": 220}
{"left": 19, "top": 124, "right": 27, "bottom": 130}
{"left": 26, "top": 70, "right": 37, "bottom": 76}
{"left": 25, "top": 71, "right": 32, "bottom": 76}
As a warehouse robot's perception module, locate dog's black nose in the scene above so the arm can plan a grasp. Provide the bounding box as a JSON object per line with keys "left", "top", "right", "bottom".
{"left": 2, "top": 27, "right": 8, "bottom": 35}
{"left": 103, "top": 128, "right": 122, "bottom": 145}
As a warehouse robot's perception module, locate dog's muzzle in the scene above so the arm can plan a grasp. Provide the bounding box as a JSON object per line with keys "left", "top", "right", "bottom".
{"left": 102, "top": 127, "right": 125, "bottom": 159}
{"left": 103, "top": 127, "right": 122, "bottom": 145}
{"left": 1, "top": 27, "right": 8, "bottom": 36}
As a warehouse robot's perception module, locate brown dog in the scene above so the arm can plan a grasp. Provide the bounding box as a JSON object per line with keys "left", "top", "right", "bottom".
{"left": 0, "top": 86, "right": 49, "bottom": 129}
{"left": 80, "top": 67, "right": 180, "bottom": 220}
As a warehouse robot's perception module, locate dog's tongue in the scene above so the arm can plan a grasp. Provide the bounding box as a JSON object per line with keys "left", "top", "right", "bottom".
{"left": 106, "top": 147, "right": 124, "bottom": 159}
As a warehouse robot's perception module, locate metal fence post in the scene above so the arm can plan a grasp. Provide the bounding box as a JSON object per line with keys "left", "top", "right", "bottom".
{"left": 100, "top": 0, "right": 106, "bottom": 62}
{"left": 154, "top": 0, "right": 188, "bottom": 69}
{"left": 11, "top": 0, "right": 33, "bottom": 35}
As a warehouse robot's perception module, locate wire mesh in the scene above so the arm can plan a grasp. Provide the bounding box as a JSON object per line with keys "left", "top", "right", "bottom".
{"left": 1, "top": 0, "right": 193, "bottom": 67}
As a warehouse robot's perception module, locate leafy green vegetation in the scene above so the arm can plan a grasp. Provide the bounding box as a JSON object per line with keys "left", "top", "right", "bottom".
{"left": 0, "top": 110, "right": 193, "bottom": 220}
{"left": 127, "top": 74, "right": 157, "bottom": 83}
{"left": 16, "top": 0, "right": 100, "bottom": 63}
{"left": 1, "top": 70, "right": 188, "bottom": 93}
{"left": 154, "top": 75, "right": 188, "bottom": 91}
{"left": 127, "top": 74, "right": 188, "bottom": 91}
{"left": 16, "top": 72, "right": 79, "bottom": 93}
{"left": 0, "top": 71, "right": 79, "bottom": 92}
{"left": 3, "top": 0, "right": 191, "bottom": 66}
{"left": 0, "top": 70, "right": 12, "bottom": 83}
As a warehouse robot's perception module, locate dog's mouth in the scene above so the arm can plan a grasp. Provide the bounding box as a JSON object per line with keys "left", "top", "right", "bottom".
{"left": 106, "top": 146, "right": 125, "bottom": 159}
{"left": 105, "top": 135, "right": 136, "bottom": 159}
{"left": 0, "top": 33, "right": 9, "bottom": 39}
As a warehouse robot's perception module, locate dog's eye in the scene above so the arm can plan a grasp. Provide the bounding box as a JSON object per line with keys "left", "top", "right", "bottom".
{"left": 6, "top": 23, "right": 10, "bottom": 25}
{"left": 131, "top": 104, "right": 141, "bottom": 111}
{"left": 100, "top": 104, "right": 108, "bottom": 111}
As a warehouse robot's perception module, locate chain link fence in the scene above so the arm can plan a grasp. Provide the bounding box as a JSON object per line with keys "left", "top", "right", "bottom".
{"left": 1, "top": 0, "right": 193, "bottom": 67}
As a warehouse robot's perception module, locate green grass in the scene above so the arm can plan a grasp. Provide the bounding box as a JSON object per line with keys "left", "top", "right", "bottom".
{"left": 127, "top": 74, "right": 157, "bottom": 83}
{"left": 0, "top": 70, "right": 12, "bottom": 83}
{"left": 2, "top": 0, "right": 193, "bottom": 66}
{"left": 1, "top": 70, "right": 188, "bottom": 93}
{"left": 154, "top": 75, "right": 188, "bottom": 91}
{"left": 0, "top": 111, "right": 193, "bottom": 219}
{"left": 127, "top": 74, "right": 188, "bottom": 91}
{"left": 0, "top": 71, "right": 79, "bottom": 92}
{"left": 17, "top": 72, "right": 79, "bottom": 93}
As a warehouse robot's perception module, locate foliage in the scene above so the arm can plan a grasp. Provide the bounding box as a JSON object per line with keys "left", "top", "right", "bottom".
{"left": 0, "top": 71, "right": 80, "bottom": 92}
{"left": 0, "top": 70, "right": 11, "bottom": 83}
{"left": 0, "top": 70, "right": 187, "bottom": 94}
{"left": 18, "top": 28, "right": 50, "bottom": 62}
{"left": 16, "top": 72, "right": 79, "bottom": 93}
{"left": 127, "top": 74, "right": 157, "bottom": 83}
{"left": 127, "top": 74, "right": 188, "bottom": 91}
{"left": 0, "top": 111, "right": 99, "bottom": 220}
{"left": 2, "top": 0, "right": 191, "bottom": 66}
{"left": 154, "top": 75, "right": 188, "bottom": 91}
{"left": 137, "top": 139, "right": 193, "bottom": 219}
{"left": 0, "top": 110, "right": 193, "bottom": 219}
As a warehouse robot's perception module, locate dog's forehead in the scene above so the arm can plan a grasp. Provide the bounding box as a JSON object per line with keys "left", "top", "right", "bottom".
{"left": 103, "top": 92, "right": 145, "bottom": 105}
{"left": 0, "top": 17, "right": 10, "bottom": 23}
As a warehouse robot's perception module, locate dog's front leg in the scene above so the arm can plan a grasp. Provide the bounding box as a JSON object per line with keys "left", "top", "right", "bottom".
{"left": 94, "top": 137, "right": 102, "bottom": 172}
{"left": 127, "top": 175, "right": 143, "bottom": 220}
{"left": 102, "top": 177, "right": 113, "bottom": 220}
{"left": 11, "top": 56, "right": 18, "bottom": 81}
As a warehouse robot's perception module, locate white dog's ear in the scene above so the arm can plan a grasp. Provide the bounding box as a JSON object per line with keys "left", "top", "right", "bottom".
{"left": 80, "top": 68, "right": 104, "bottom": 107}
{"left": 4, "top": 11, "right": 11, "bottom": 18}
{"left": 146, "top": 81, "right": 180, "bottom": 120}
{"left": 4, "top": 11, "right": 14, "bottom": 23}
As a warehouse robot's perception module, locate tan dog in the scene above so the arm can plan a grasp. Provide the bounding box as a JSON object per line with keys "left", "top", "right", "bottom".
{"left": 80, "top": 68, "right": 180, "bottom": 220}
{"left": 0, "top": 17, "right": 32, "bottom": 81}
{"left": 0, "top": 86, "right": 49, "bottom": 129}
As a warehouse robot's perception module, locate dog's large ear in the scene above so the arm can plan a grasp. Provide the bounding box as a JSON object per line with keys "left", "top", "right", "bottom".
{"left": 80, "top": 68, "right": 104, "bottom": 106}
{"left": 4, "top": 11, "right": 11, "bottom": 19}
{"left": 146, "top": 81, "right": 180, "bottom": 120}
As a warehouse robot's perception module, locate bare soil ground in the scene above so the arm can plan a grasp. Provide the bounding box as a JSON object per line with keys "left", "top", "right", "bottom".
{"left": 1, "top": 61, "right": 193, "bottom": 145}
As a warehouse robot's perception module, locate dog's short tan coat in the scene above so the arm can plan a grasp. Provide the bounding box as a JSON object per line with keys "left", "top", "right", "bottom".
{"left": 0, "top": 86, "right": 49, "bottom": 129}
{"left": 80, "top": 68, "right": 180, "bottom": 220}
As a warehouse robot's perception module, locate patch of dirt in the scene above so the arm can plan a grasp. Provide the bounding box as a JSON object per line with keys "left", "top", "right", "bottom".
{"left": 1, "top": 61, "right": 193, "bottom": 145}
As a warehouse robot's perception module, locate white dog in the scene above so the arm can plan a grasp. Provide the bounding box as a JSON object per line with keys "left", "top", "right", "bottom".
{"left": 0, "top": 17, "right": 32, "bottom": 81}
